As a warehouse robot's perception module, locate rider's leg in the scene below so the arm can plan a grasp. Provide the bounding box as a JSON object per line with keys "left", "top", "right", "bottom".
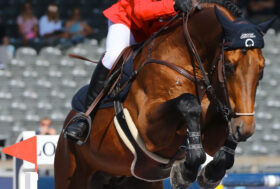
{"left": 65, "top": 21, "right": 136, "bottom": 141}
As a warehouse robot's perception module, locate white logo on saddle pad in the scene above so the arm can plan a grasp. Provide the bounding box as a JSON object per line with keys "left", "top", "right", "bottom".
{"left": 240, "top": 33, "right": 256, "bottom": 39}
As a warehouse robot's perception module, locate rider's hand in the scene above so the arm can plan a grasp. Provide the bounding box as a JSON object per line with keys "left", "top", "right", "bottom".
{"left": 174, "top": 0, "right": 192, "bottom": 13}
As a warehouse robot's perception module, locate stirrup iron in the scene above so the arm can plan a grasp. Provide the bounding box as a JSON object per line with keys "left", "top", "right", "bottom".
{"left": 63, "top": 112, "right": 92, "bottom": 145}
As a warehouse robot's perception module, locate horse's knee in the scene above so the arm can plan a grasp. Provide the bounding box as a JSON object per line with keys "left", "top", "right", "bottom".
{"left": 176, "top": 93, "right": 201, "bottom": 120}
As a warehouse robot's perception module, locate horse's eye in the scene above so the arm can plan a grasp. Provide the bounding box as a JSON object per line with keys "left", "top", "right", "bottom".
{"left": 224, "top": 62, "right": 235, "bottom": 75}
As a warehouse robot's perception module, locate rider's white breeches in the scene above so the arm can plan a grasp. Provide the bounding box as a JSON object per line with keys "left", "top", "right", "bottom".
{"left": 102, "top": 20, "right": 136, "bottom": 69}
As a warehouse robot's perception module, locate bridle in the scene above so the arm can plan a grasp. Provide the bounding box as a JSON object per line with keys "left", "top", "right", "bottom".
{"left": 181, "top": 10, "right": 255, "bottom": 123}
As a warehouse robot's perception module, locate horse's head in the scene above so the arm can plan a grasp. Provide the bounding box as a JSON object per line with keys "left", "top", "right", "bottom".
{"left": 215, "top": 7, "right": 275, "bottom": 142}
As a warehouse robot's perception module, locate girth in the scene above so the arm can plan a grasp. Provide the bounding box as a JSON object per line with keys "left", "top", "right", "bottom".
{"left": 113, "top": 107, "right": 184, "bottom": 181}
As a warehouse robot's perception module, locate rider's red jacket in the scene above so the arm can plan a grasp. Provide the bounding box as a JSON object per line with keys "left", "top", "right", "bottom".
{"left": 103, "top": 0, "right": 176, "bottom": 42}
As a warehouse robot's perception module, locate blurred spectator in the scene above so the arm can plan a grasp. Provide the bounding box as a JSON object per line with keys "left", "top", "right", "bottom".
{"left": 39, "top": 4, "right": 66, "bottom": 45}
{"left": 17, "top": 2, "right": 38, "bottom": 44}
{"left": 65, "top": 8, "right": 94, "bottom": 44}
{"left": 0, "top": 36, "right": 15, "bottom": 69}
{"left": 36, "top": 118, "right": 57, "bottom": 135}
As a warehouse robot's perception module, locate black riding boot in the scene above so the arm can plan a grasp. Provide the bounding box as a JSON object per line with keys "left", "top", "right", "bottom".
{"left": 65, "top": 62, "right": 109, "bottom": 142}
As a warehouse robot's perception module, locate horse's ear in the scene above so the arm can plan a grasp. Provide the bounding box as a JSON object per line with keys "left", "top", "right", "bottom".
{"left": 258, "top": 17, "right": 277, "bottom": 34}
{"left": 214, "top": 6, "right": 234, "bottom": 32}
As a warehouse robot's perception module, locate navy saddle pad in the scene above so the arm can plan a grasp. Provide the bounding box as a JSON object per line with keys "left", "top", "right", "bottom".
{"left": 72, "top": 54, "right": 134, "bottom": 112}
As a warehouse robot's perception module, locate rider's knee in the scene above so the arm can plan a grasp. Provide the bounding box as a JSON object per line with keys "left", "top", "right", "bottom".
{"left": 102, "top": 50, "right": 124, "bottom": 69}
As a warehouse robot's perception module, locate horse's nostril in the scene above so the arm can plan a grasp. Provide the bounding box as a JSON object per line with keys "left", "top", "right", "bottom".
{"left": 237, "top": 125, "right": 249, "bottom": 142}
{"left": 232, "top": 125, "right": 245, "bottom": 142}
{"left": 237, "top": 126, "right": 241, "bottom": 133}
{"left": 232, "top": 126, "right": 240, "bottom": 141}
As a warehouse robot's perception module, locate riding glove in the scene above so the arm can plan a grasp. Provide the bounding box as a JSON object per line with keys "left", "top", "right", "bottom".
{"left": 174, "top": 0, "right": 192, "bottom": 13}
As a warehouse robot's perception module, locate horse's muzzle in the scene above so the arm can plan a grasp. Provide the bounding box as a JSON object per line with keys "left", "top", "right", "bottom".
{"left": 230, "top": 117, "right": 256, "bottom": 142}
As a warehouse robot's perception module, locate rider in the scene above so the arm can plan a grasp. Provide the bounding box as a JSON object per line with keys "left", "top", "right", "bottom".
{"left": 65, "top": 0, "right": 190, "bottom": 142}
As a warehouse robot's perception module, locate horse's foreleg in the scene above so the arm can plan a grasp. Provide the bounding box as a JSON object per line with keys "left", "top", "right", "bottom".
{"left": 170, "top": 94, "right": 206, "bottom": 188}
{"left": 197, "top": 135, "right": 237, "bottom": 188}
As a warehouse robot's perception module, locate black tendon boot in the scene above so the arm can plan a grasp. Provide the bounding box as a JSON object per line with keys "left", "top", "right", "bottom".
{"left": 65, "top": 62, "right": 110, "bottom": 142}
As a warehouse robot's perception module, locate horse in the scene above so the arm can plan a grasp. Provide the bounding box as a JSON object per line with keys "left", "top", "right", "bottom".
{"left": 54, "top": 1, "right": 273, "bottom": 188}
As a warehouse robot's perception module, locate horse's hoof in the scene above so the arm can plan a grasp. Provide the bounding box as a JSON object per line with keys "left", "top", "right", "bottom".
{"left": 197, "top": 166, "right": 222, "bottom": 189}
{"left": 170, "top": 163, "right": 192, "bottom": 189}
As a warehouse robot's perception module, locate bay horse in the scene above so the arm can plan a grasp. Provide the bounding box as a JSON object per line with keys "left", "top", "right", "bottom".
{"left": 55, "top": 1, "right": 274, "bottom": 188}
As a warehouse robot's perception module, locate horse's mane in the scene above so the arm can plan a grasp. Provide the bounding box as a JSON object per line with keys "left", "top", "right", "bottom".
{"left": 190, "top": 0, "right": 243, "bottom": 17}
